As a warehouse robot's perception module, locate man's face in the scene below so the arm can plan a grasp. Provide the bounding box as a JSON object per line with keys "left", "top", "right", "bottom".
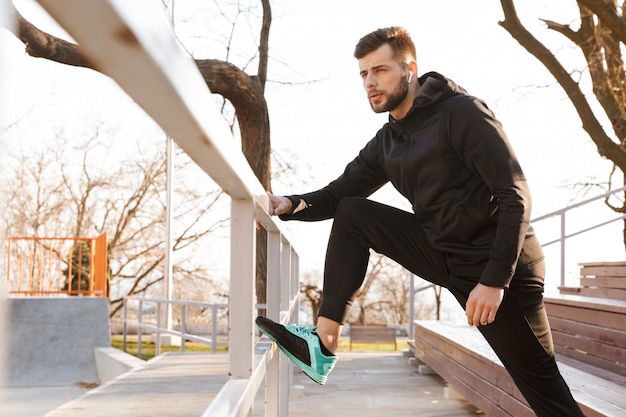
{"left": 358, "top": 44, "right": 409, "bottom": 114}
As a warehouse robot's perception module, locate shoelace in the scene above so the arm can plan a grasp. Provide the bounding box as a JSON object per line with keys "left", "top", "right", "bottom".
{"left": 285, "top": 324, "right": 317, "bottom": 338}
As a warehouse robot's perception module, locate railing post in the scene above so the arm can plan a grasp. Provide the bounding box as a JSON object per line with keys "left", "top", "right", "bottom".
{"left": 280, "top": 241, "right": 292, "bottom": 316}
{"left": 138, "top": 299, "right": 143, "bottom": 359}
{"left": 156, "top": 301, "right": 162, "bottom": 356}
{"left": 211, "top": 305, "right": 218, "bottom": 353}
{"left": 229, "top": 198, "right": 256, "bottom": 379}
{"left": 6, "top": 239, "right": 12, "bottom": 286}
{"left": 123, "top": 299, "right": 128, "bottom": 352}
{"left": 280, "top": 240, "right": 295, "bottom": 391}
{"left": 94, "top": 233, "right": 107, "bottom": 297}
{"left": 266, "top": 230, "right": 282, "bottom": 417}
{"left": 180, "top": 305, "right": 186, "bottom": 353}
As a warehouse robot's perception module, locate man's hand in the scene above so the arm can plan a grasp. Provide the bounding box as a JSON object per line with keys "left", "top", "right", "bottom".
{"left": 465, "top": 283, "right": 504, "bottom": 327}
{"left": 268, "top": 194, "right": 292, "bottom": 216}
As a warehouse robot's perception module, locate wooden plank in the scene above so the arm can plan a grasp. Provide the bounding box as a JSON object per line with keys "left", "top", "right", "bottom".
{"left": 548, "top": 316, "right": 626, "bottom": 349}
{"left": 580, "top": 265, "right": 626, "bottom": 278}
{"left": 420, "top": 324, "right": 523, "bottom": 397}
{"left": 558, "top": 361, "right": 626, "bottom": 417}
{"left": 552, "top": 330, "right": 626, "bottom": 377}
{"left": 546, "top": 303, "right": 626, "bottom": 331}
{"left": 545, "top": 294, "right": 626, "bottom": 311}
{"left": 544, "top": 296, "right": 626, "bottom": 331}
{"left": 578, "top": 261, "right": 626, "bottom": 276}
{"left": 580, "top": 277, "right": 626, "bottom": 289}
{"left": 414, "top": 323, "right": 532, "bottom": 416}
{"left": 578, "top": 287, "right": 626, "bottom": 300}
{"left": 579, "top": 261, "right": 626, "bottom": 267}
{"left": 557, "top": 354, "right": 626, "bottom": 385}
{"left": 413, "top": 320, "right": 626, "bottom": 417}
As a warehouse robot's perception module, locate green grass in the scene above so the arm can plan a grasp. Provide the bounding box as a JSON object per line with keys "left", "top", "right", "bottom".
{"left": 111, "top": 335, "right": 225, "bottom": 360}
{"left": 111, "top": 335, "right": 406, "bottom": 361}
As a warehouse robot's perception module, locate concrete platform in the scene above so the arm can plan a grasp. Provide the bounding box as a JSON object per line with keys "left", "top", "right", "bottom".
{"left": 6, "top": 297, "right": 110, "bottom": 387}
{"left": 2, "top": 351, "right": 484, "bottom": 417}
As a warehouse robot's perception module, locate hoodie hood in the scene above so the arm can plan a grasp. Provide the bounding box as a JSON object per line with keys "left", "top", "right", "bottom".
{"left": 391, "top": 72, "right": 468, "bottom": 124}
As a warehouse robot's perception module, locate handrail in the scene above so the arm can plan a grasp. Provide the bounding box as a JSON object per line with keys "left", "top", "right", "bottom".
{"left": 531, "top": 185, "right": 626, "bottom": 288}
{"left": 122, "top": 296, "right": 229, "bottom": 355}
{"left": 34, "top": 1, "right": 301, "bottom": 416}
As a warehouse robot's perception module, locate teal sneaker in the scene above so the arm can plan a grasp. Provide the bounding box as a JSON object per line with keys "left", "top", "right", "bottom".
{"left": 256, "top": 316, "right": 337, "bottom": 385}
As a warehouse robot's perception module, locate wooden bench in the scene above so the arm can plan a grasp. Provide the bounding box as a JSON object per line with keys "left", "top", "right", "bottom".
{"left": 560, "top": 261, "right": 626, "bottom": 301}
{"left": 349, "top": 325, "right": 397, "bottom": 350}
{"left": 544, "top": 294, "right": 626, "bottom": 379}
{"left": 410, "top": 320, "right": 626, "bottom": 417}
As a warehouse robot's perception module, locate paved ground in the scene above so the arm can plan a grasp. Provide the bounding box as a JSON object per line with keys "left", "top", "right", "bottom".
{"left": 1, "top": 351, "right": 484, "bottom": 417}
{"left": 0, "top": 385, "right": 89, "bottom": 417}
{"left": 284, "top": 352, "right": 484, "bottom": 417}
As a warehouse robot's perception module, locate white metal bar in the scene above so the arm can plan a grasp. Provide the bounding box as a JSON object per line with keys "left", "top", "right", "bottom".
{"left": 229, "top": 198, "right": 256, "bottom": 379}
{"left": 280, "top": 241, "right": 292, "bottom": 315}
{"left": 267, "top": 231, "right": 281, "bottom": 321}
{"left": 265, "top": 231, "right": 281, "bottom": 417}
{"left": 163, "top": 136, "right": 174, "bottom": 331}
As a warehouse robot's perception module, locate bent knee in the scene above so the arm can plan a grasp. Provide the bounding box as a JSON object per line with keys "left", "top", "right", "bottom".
{"left": 335, "top": 197, "right": 371, "bottom": 220}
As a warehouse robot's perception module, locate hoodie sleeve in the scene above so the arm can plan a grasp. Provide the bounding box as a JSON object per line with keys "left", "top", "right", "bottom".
{"left": 449, "top": 97, "right": 531, "bottom": 288}
{"left": 279, "top": 135, "right": 389, "bottom": 222}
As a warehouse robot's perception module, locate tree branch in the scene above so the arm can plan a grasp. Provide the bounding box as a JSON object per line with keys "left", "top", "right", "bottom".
{"left": 498, "top": 0, "right": 626, "bottom": 170}
{"left": 8, "top": 2, "right": 95, "bottom": 69}
{"left": 578, "top": 0, "right": 626, "bottom": 44}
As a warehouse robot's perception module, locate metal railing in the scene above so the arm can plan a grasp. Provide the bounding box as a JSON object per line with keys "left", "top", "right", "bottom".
{"left": 6, "top": 234, "right": 108, "bottom": 297}
{"left": 531, "top": 185, "right": 626, "bottom": 288}
{"left": 121, "top": 296, "right": 229, "bottom": 356}
{"left": 32, "top": 1, "right": 302, "bottom": 416}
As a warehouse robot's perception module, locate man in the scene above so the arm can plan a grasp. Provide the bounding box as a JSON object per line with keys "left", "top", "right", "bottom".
{"left": 256, "top": 27, "right": 584, "bottom": 416}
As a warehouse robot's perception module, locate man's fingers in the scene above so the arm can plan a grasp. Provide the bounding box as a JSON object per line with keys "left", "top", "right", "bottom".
{"left": 465, "top": 303, "right": 475, "bottom": 326}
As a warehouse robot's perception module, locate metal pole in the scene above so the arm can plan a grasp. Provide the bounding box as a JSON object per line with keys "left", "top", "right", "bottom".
{"left": 164, "top": 135, "right": 174, "bottom": 331}
{"left": 162, "top": 0, "right": 176, "bottom": 333}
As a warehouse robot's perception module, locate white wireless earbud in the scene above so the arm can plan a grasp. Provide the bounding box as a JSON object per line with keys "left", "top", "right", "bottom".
{"left": 407, "top": 72, "right": 413, "bottom": 84}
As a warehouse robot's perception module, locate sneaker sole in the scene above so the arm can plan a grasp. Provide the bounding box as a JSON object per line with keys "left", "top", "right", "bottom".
{"left": 256, "top": 321, "right": 328, "bottom": 385}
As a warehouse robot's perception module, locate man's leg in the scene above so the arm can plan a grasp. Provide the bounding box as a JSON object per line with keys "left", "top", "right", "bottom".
{"left": 446, "top": 240, "right": 585, "bottom": 417}
{"left": 317, "top": 197, "right": 449, "bottom": 326}
{"left": 477, "top": 297, "right": 584, "bottom": 417}
{"left": 257, "top": 198, "right": 448, "bottom": 384}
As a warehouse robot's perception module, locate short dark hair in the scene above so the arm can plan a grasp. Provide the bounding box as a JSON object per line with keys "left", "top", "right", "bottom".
{"left": 354, "top": 26, "right": 416, "bottom": 64}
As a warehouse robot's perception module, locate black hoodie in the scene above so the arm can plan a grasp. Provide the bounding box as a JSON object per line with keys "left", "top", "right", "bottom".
{"left": 280, "top": 72, "right": 535, "bottom": 289}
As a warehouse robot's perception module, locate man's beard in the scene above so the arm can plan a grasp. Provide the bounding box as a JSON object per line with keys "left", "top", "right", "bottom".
{"left": 369, "top": 81, "right": 409, "bottom": 114}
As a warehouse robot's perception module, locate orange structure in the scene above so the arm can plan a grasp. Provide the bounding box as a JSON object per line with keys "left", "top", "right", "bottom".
{"left": 6, "top": 234, "right": 107, "bottom": 297}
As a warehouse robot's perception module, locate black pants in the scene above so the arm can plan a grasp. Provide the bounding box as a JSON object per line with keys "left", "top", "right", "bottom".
{"left": 318, "top": 198, "right": 584, "bottom": 417}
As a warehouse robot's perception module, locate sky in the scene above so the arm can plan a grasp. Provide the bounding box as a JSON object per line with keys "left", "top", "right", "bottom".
{"left": 1, "top": 0, "right": 624, "bottom": 297}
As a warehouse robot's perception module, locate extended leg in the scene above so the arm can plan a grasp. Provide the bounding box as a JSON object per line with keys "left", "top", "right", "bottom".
{"left": 318, "top": 197, "right": 448, "bottom": 324}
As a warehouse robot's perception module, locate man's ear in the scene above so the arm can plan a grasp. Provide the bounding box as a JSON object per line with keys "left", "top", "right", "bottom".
{"left": 407, "top": 61, "right": 418, "bottom": 83}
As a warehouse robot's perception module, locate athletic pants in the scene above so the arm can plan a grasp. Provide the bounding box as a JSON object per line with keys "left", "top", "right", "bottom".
{"left": 318, "top": 197, "right": 584, "bottom": 417}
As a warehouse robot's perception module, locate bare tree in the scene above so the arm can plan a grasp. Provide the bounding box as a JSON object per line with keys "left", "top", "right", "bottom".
{"left": 6, "top": 0, "right": 274, "bottom": 305}
{"left": 499, "top": 0, "right": 626, "bottom": 247}
{"left": 1, "top": 128, "right": 226, "bottom": 317}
